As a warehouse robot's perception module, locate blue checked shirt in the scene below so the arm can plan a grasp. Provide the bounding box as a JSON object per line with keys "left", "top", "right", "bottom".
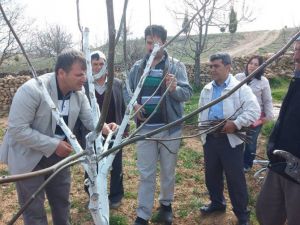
{"left": 208, "top": 76, "right": 231, "bottom": 120}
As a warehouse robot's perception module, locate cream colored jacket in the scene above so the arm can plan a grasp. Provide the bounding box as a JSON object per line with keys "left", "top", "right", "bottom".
{"left": 198, "top": 74, "right": 261, "bottom": 147}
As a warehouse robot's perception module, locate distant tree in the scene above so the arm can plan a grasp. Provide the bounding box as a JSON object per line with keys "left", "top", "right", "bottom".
{"left": 229, "top": 7, "right": 237, "bottom": 34}
{"left": 33, "top": 24, "right": 73, "bottom": 57}
{"left": 182, "top": 10, "right": 190, "bottom": 35}
{"left": 170, "top": 0, "right": 254, "bottom": 88}
{"left": 0, "top": 0, "right": 29, "bottom": 66}
{"left": 126, "top": 38, "right": 145, "bottom": 66}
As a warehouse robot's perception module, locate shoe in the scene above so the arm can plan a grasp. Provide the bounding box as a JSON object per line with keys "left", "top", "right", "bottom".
{"left": 133, "top": 217, "right": 148, "bottom": 225}
{"left": 156, "top": 204, "right": 173, "bottom": 225}
{"left": 110, "top": 200, "right": 121, "bottom": 209}
{"left": 200, "top": 204, "right": 226, "bottom": 214}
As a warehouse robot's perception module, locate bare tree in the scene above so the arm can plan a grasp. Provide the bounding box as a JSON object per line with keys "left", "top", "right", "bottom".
{"left": 0, "top": 0, "right": 29, "bottom": 66}
{"left": 33, "top": 24, "right": 73, "bottom": 57}
{"left": 170, "top": 0, "right": 254, "bottom": 88}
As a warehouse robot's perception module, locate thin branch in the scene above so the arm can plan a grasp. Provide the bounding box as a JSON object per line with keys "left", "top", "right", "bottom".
{"left": 8, "top": 159, "right": 83, "bottom": 225}
{"left": 129, "top": 78, "right": 175, "bottom": 138}
{"left": 95, "top": 0, "right": 116, "bottom": 135}
{"left": 115, "top": 0, "right": 129, "bottom": 45}
{"left": 76, "top": 0, "right": 83, "bottom": 50}
{"left": 130, "top": 75, "right": 167, "bottom": 119}
{"left": 0, "top": 151, "right": 87, "bottom": 184}
{"left": 97, "top": 30, "right": 300, "bottom": 159}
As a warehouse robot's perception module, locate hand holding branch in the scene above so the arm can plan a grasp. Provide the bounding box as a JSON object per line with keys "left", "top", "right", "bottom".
{"left": 165, "top": 73, "right": 177, "bottom": 92}
{"left": 221, "top": 121, "right": 237, "bottom": 133}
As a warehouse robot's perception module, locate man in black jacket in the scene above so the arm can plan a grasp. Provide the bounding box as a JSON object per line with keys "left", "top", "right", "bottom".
{"left": 256, "top": 36, "right": 300, "bottom": 225}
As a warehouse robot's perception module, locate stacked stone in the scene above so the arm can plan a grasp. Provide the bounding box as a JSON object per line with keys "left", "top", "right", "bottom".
{"left": 0, "top": 75, "right": 31, "bottom": 117}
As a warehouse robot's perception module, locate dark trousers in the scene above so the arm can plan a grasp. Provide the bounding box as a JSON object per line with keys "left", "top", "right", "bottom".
{"left": 256, "top": 169, "right": 300, "bottom": 225}
{"left": 16, "top": 154, "right": 71, "bottom": 225}
{"left": 84, "top": 148, "right": 124, "bottom": 203}
{"left": 203, "top": 134, "right": 249, "bottom": 223}
{"left": 243, "top": 125, "right": 262, "bottom": 169}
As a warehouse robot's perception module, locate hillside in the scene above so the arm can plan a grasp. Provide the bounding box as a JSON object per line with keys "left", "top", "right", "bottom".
{"left": 0, "top": 27, "right": 298, "bottom": 74}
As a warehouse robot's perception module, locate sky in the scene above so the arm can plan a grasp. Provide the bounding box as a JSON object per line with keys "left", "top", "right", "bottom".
{"left": 15, "top": 0, "right": 300, "bottom": 46}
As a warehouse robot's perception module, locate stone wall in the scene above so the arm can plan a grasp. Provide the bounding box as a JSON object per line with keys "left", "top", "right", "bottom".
{"left": 0, "top": 75, "right": 31, "bottom": 117}
{"left": 185, "top": 52, "right": 294, "bottom": 85}
{"left": 0, "top": 54, "right": 294, "bottom": 117}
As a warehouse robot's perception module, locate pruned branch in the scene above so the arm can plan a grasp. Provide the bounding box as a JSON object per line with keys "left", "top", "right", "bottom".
{"left": 76, "top": 0, "right": 83, "bottom": 50}
{"left": 115, "top": 0, "right": 129, "bottom": 45}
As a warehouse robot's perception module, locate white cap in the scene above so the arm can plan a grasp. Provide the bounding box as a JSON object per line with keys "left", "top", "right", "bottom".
{"left": 91, "top": 50, "right": 106, "bottom": 61}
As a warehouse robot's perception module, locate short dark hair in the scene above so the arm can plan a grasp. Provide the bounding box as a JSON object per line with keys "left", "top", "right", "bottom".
{"left": 91, "top": 50, "right": 106, "bottom": 62}
{"left": 144, "top": 25, "right": 167, "bottom": 43}
{"left": 209, "top": 52, "right": 232, "bottom": 65}
{"left": 245, "top": 55, "right": 264, "bottom": 80}
{"left": 55, "top": 49, "right": 86, "bottom": 75}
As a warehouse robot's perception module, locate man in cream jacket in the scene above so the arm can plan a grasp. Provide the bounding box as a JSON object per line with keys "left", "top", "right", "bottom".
{"left": 198, "top": 53, "right": 260, "bottom": 225}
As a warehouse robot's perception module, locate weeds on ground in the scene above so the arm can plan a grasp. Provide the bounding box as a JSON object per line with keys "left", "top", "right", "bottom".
{"left": 269, "top": 76, "right": 290, "bottom": 102}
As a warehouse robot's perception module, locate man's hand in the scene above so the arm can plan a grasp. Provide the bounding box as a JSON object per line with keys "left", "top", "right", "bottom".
{"left": 221, "top": 121, "right": 237, "bottom": 133}
{"left": 261, "top": 117, "right": 268, "bottom": 124}
{"left": 165, "top": 73, "right": 177, "bottom": 92}
{"left": 134, "top": 104, "right": 146, "bottom": 121}
{"left": 55, "top": 140, "right": 72, "bottom": 158}
{"left": 102, "top": 123, "right": 118, "bottom": 135}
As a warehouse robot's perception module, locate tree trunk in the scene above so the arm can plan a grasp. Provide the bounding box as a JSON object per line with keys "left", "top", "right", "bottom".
{"left": 194, "top": 53, "right": 201, "bottom": 88}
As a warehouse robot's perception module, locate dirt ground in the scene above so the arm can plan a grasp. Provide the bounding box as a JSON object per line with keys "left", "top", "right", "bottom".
{"left": 227, "top": 30, "right": 280, "bottom": 57}
{"left": 0, "top": 120, "right": 266, "bottom": 225}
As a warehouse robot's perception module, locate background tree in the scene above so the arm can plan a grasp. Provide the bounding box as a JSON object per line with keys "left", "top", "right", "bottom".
{"left": 229, "top": 7, "right": 237, "bottom": 34}
{"left": 33, "top": 24, "right": 73, "bottom": 57}
{"left": 0, "top": 0, "right": 29, "bottom": 67}
{"left": 170, "top": 0, "right": 254, "bottom": 88}
{"left": 229, "top": 6, "right": 237, "bottom": 43}
{"left": 182, "top": 10, "right": 190, "bottom": 35}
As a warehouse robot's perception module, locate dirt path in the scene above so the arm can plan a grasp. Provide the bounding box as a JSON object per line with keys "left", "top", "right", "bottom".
{"left": 228, "top": 30, "right": 280, "bottom": 57}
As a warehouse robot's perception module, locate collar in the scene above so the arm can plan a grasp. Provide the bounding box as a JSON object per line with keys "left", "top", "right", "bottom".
{"left": 212, "top": 74, "right": 231, "bottom": 87}
{"left": 95, "top": 76, "right": 108, "bottom": 86}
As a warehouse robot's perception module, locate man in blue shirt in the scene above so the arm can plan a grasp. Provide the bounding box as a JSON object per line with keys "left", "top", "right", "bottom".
{"left": 198, "top": 53, "right": 260, "bottom": 225}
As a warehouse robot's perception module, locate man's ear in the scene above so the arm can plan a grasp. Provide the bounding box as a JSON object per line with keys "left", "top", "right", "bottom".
{"left": 57, "top": 68, "right": 66, "bottom": 77}
{"left": 226, "top": 64, "right": 231, "bottom": 72}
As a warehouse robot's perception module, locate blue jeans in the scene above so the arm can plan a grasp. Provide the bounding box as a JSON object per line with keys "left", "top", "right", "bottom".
{"left": 243, "top": 125, "right": 262, "bottom": 169}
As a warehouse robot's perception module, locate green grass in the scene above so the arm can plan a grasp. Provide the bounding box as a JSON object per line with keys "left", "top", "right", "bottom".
{"left": 184, "top": 87, "right": 201, "bottom": 125}
{"left": 261, "top": 121, "right": 276, "bottom": 137}
{"left": 110, "top": 214, "right": 128, "bottom": 225}
{"left": 124, "top": 191, "right": 137, "bottom": 199}
{"left": 269, "top": 76, "right": 290, "bottom": 102}
{"left": 1, "top": 56, "right": 55, "bottom": 73}
{"left": 0, "top": 168, "right": 9, "bottom": 176}
{"left": 178, "top": 147, "right": 202, "bottom": 169}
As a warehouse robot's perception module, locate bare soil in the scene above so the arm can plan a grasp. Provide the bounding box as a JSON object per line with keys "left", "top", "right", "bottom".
{"left": 0, "top": 120, "right": 266, "bottom": 225}
{"left": 227, "top": 30, "right": 280, "bottom": 57}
